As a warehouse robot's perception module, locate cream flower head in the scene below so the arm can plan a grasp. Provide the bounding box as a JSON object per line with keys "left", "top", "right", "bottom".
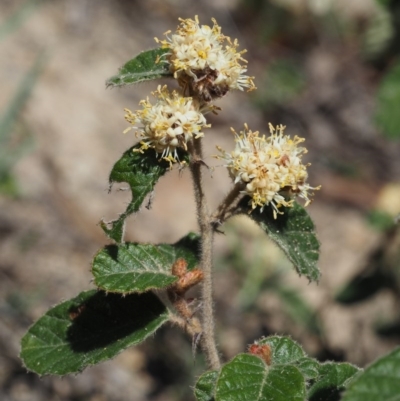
{"left": 155, "top": 16, "right": 256, "bottom": 101}
{"left": 217, "top": 124, "right": 320, "bottom": 217}
{"left": 124, "top": 85, "right": 215, "bottom": 164}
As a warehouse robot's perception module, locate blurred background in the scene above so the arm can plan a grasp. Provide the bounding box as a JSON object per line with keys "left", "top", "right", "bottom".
{"left": 1, "top": 0, "right": 400, "bottom": 400}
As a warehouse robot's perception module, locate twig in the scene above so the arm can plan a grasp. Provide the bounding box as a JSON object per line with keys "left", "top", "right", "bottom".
{"left": 211, "top": 182, "right": 244, "bottom": 225}
{"left": 189, "top": 138, "right": 221, "bottom": 370}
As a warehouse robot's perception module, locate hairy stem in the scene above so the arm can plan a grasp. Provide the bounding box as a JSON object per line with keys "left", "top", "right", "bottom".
{"left": 212, "top": 182, "right": 244, "bottom": 225}
{"left": 190, "top": 138, "right": 221, "bottom": 370}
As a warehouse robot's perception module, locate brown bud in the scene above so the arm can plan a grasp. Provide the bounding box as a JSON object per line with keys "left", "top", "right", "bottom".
{"left": 174, "top": 268, "right": 204, "bottom": 294}
{"left": 248, "top": 343, "right": 272, "bottom": 365}
{"left": 172, "top": 258, "right": 188, "bottom": 277}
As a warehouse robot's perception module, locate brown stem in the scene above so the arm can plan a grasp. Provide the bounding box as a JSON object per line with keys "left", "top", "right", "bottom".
{"left": 189, "top": 137, "right": 221, "bottom": 370}
{"left": 211, "top": 182, "right": 245, "bottom": 226}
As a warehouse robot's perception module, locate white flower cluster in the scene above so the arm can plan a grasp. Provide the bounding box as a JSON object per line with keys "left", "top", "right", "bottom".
{"left": 124, "top": 86, "right": 215, "bottom": 164}
{"left": 124, "top": 17, "right": 318, "bottom": 215}
{"left": 125, "top": 17, "right": 256, "bottom": 165}
{"left": 155, "top": 16, "right": 255, "bottom": 100}
{"left": 217, "top": 124, "right": 319, "bottom": 217}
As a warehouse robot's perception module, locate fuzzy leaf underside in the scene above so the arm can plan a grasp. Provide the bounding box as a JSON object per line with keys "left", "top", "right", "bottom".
{"left": 101, "top": 144, "right": 172, "bottom": 243}
{"left": 106, "top": 48, "right": 172, "bottom": 87}
{"left": 342, "top": 347, "right": 400, "bottom": 401}
{"left": 20, "top": 290, "right": 169, "bottom": 376}
{"left": 238, "top": 199, "right": 320, "bottom": 282}
{"left": 92, "top": 233, "right": 200, "bottom": 293}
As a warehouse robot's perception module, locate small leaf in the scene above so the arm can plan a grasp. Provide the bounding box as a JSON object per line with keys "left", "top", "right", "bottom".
{"left": 375, "top": 60, "right": 400, "bottom": 140}
{"left": 258, "top": 336, "right": 319, "bottom": 380}
{"left": 295, "top": 357, "right": 320, "bottom": 380}
{"left": 195, "top": 370, "right": 218, "bottom": 401}
{"left": 106, "top": 48, "right": 172, "bottom": 88}
{"left": 342, "top": 347, "right": 400, "bottom": 401}
{"left": 101, "top": 144, "right": 175, "bottom": 243}
{"left": 92, "top": 233, "right": 200, "bottom": 293}
{"left": 238, "top": 199, "right": 320, "bottom": 282}
{"left": 215, "top": 354, "right": 306, "bottom": 401}
{"left": 309, "top": 362, "right": 360, "bottom": 401}
{"left": 259, "top": 335, "right": 305, "bottom": 365}
{"left": 20, "top": 290, "right": 169, "bottom": 375}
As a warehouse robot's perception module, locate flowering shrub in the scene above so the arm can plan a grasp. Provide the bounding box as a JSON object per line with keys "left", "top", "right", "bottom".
{"left": 20, "top": 15, "right": 400, "bottom": 401}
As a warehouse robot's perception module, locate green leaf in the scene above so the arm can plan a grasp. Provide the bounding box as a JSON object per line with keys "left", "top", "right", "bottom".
{"left": 201, "top": 337, "right": 324, "bottom": 401}
{"left": 342, "top": 347, "right": 400, "bottom": 401}
{"left": 106, "top": 48, "right": 172, "bottom": 88}
{"left": 92, "top": 233, "right": 200, "bottom": 293}
{"left": 101, "top": 144, "right": 173, "bottom": 243}
{"left": 20, "top": 290, "right": 169, "bottom": 376}
{"left": 295, "top": 357, "right": 320, "bottom": 380}
{"left": 258, "top": 336, "right": 319, "bottom": 380}
{"left": 375, "top": 60, "right": 400, "bottom": 140}
{"left": 259, "top": 336, "right": 305, "bottom": 365}
{"left": 244, "top": 336, "right": 359, "bottom": 400}
{"left": 215, "top": 354, "right": 306, "bottom": 401}
{"left": 238, "top": 199, "right": 320, "bottom": 282}
{"left": 308, "top": 362, "right": 360, "bottom": 401}
{"left": 195, "top": 370, "right": 218, "bottom": 401}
